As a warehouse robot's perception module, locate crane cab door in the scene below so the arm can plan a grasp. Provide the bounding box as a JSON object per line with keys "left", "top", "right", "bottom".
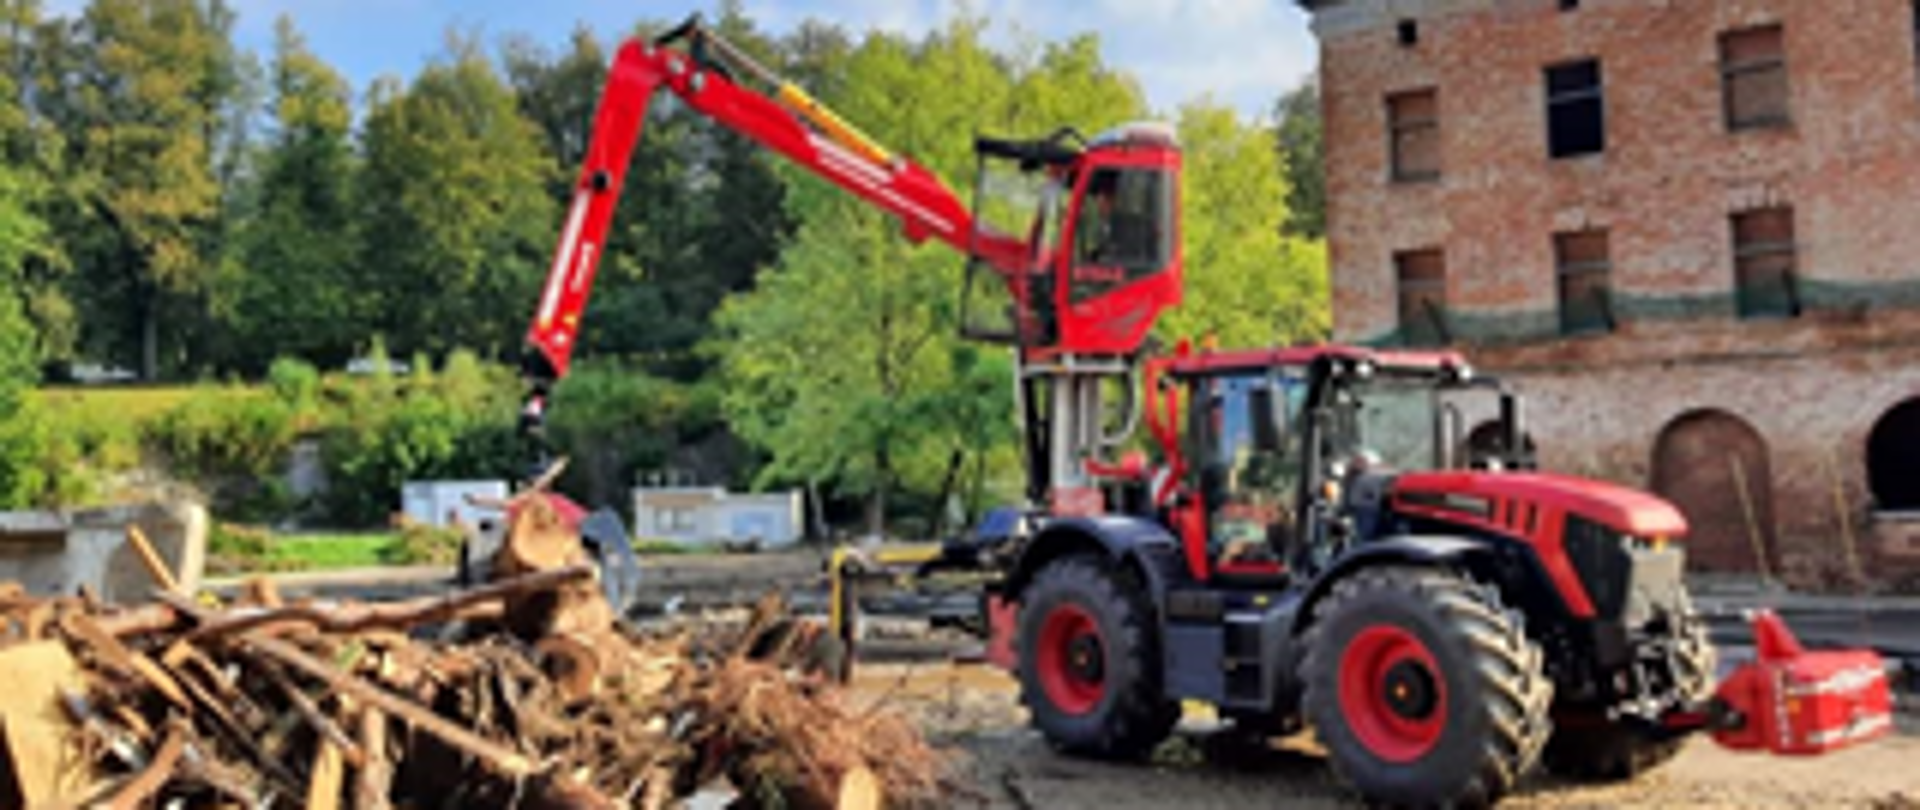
{"left": 1052, "top": 138, "right": 1182, "bottom": 357}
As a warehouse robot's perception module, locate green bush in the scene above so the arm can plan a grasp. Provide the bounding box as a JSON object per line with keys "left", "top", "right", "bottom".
{"left": 153, "top": 388, "right": 298, "bottom": 480}
{"left": 267, "top": 357, "right": 322, "bottom": 416}
{"left": 207, "top": 522, "right": 295, "bottom": 576}
{"left": 381, "top": 521, "right": 465, "bottom": 566}
{"left": 0, "top": 401, "right": 49, "bottom": 508}
{"left": 320, "top": 357, "right": 521, "bottom": 526}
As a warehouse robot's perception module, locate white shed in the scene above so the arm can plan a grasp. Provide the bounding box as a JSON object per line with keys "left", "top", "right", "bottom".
{"left": 632, "top": 487, "right": 804, "bottom": 548}
{"left": 402, "top": 480, "right": 510, "bottom": 529}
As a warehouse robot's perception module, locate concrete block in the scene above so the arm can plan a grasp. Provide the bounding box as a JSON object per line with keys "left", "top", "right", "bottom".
{"left": 0, "top": 502, "right": 207, "bottom": 603}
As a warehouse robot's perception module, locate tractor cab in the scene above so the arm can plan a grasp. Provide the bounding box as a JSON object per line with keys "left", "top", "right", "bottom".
{"left": 959, "top": 123, "right": 1183, "bottom": 358}
{"left": 1152, "top": 346, "right": 1521, "bottom": 583}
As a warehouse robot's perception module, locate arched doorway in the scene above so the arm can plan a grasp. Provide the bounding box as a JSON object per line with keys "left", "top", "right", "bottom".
{"left": 1651, "top": 410, "right": 1777, "bottom": 574}
{"left": 1868, "top": 399, "right": 1920, "bottom": 512}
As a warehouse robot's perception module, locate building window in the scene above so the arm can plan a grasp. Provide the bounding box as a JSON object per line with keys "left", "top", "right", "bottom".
{"left": 1555, "top": 230, "right": 1614, "bottom": 335}
{"left": 1395, "top": 249, "right": 1448, "bottom": 346}
{"left": 1912, "top": 1, "right": 1919, "bottom": 85}
{"left": 1388, "top": 89, "right": 1441, "bottom": 183}
{"left": 1546, "top": 59, "right": 1606, "bottom": 159}
{"left": 1732, "top": 207, "right": 1800, "bottom": 319}
{"left": 1721, "top": 25, "right": 1790, "bottom": 131}
{"left": 1398, "top": 19, "right": 1419, "bottom": 47}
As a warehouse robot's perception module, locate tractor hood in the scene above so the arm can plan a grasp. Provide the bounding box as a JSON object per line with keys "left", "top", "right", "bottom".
{"left": 1391, "top": 471, "right": 1689, "bottom": 538}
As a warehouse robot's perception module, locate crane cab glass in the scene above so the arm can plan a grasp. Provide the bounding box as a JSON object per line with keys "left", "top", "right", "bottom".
{"left": 960, "top": 123, "right": 1183, "bottom": 355}
{"left": 1067, "top": 167, "right": 1173, "bottom": 304}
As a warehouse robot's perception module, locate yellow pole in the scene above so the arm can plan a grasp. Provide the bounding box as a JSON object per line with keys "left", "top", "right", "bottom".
{"left": 776, "top": 83, "right": 897, "bottom": 167}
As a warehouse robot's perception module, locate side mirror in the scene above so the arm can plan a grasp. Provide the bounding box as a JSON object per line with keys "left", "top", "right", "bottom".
{"left": 1250, "top": 385, "right": 1288, "bottom": 454}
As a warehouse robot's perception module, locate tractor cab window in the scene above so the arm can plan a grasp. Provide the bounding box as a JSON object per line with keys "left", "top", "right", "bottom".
{"left": 1069, "top": 168, "right": 1173, "bottom": 304}
{"left": 1322, "top": 376, "right": 1441, "bottom": 475}
{"left": 1196, "top": 373, "right": 1309, "bottom": 565}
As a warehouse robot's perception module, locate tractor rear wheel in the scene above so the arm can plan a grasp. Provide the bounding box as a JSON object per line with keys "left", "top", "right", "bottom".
{"left": 1302, "top": 567, "right": 1553, "bottom": 808}
{"left": 1017, "top": 556, "right": 1179, "bottom": 759}
{"left": 1542, "top": 606, "right": 1717, "bottom": 781}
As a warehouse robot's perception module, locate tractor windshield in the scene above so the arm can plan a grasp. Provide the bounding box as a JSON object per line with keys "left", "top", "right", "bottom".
{"left": 1324, "top": 375, "right": 1442, "bottom": 473}
{"left": 1197, "top": 373, "right": 1310, "bottom": 561}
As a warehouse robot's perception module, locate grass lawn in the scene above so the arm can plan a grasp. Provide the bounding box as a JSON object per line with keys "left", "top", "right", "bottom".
{"left": 32, "top": 386, "right": 221, "bottom": 425}
{"left": 268, "top": 533, "right": 402, "bottom": 570}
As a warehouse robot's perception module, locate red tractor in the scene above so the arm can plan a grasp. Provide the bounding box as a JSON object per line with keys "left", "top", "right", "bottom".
{"left": 522, "top": 16, "right": 1894, "bottom": 807}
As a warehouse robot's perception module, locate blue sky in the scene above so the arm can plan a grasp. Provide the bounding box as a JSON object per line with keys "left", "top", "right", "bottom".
{"left": 49, "top": 0, "right": 1319, "bottom": 119}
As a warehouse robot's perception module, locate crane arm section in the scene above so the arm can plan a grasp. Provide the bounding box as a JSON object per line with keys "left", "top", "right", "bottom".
{"left": 526, "top": 25, "right": 1029, "bottom": 383}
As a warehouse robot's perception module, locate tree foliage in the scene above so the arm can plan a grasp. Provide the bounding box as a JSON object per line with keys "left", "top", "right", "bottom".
{"left": 357, "top": 34, "right": 554, "bottom": 360}
{"left": 225, "top": 16, "right": 362, "bottom": 374}
{"left": 1162, "top": 100, "right": 1329, "bottom": 348}
{"left": 1275, "top": 80, "right": 1324, "bottom": 240}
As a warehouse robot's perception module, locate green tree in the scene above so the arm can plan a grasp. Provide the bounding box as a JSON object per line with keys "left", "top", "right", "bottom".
{"left": 356, "top": 32, "right": 555, "bottom": 360}
{"left": 226, "top": 15, "right": 362, "bottom": 374}
{"left": 1274, "top": 80, "right": 1324, "bottom": 240}
{"left": 40, "top": 0, "right": 235, "bottom": 379}
{"left": 1, "top": 0, "right": 71, "bottom": 370}
{"left": 1161, "top": 100, "right": 1329, "bottom": 348}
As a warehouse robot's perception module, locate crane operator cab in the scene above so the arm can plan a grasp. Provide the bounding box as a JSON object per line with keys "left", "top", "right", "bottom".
{"left": 960, "top": 123, "right": 1183, "bottom": 359}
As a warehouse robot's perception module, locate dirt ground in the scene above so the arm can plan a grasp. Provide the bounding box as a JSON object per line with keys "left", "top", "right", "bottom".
{"left": 850, "top": 663, "right": 1920, "bottom": 810}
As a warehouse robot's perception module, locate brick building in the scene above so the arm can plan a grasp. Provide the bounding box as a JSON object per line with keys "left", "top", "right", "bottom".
{"left": 1302, "top": 0, "right": 1920, "bottom": 584}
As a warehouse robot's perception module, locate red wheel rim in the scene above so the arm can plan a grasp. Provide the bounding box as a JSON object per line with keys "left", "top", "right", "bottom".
{"left": 1337, "top": 625, "right": 1447, "bottom": 763}
{"left": 1035, "top": 603, "right": 1106, "bottom": 715}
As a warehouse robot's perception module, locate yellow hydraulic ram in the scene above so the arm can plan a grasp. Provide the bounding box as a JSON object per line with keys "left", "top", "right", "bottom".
{"left": 775, "top": 82, "right": 898, "bottom": 168}
{"left": 695, "top": 23, "right": 898, "bottom": 169}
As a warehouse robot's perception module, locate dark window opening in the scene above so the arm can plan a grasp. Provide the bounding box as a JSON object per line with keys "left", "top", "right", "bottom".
{"left": 1721, "top": 25, "right": 1790, "bottom": 131}
{"left": 1395, "top": 249, "right": 1448, "bottom": 347}
{"left": 1555, "top": 229, "right": 1614, "bottom": 335}
{"left": 1869, "top": 399, "right": 1920, "bottom": 511}
{"left": 1732, "top": 207, "right": 1800, "bottom": 319}
{"left": 1464, "top": 420, "right": 1538, "bottom": 470}
{"left": 1388, "top": 89, "right": 1441, "bottom": 183}
{"left": 1559, "top": 0, "right": 1581, "bottom": 10}
{"left": 1546, "top": 59, "right": 1606, "bottom": 159}
{"left": 1069, "top": 167, "right": 1173, "bottom": 304}
{"left": 1398, "top": 19, "right": 1419, "bottom": 47}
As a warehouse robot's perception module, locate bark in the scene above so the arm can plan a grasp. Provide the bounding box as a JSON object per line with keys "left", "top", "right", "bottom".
{"left": 929, "top": 448, "right": 965, "bottom": 540}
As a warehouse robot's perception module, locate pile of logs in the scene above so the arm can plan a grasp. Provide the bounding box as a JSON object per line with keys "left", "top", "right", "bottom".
{"left": 0, "top": 492, "right": 942, "bottom": 809}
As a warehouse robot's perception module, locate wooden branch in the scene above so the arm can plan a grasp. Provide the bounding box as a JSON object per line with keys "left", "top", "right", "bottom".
{"left": 254, "top": 658, "right": 367, "bottom": 768}
{"left": 59, "top": 611, "right": 191, "bottom": 710}
{"left": 95, "top": 604, "right": 182, "bottom": 638}
{"left": 125, "top": 524, "right": 182, "bottom": 596}
{"left": 170, "top": 564, "right": 593, "bottom": 644}
{"left": 355, "top": 708, "right": 394, "bottom": 810}
{"left": 241, "top": 634, "right": 538, "bottom": 777}
{"left": 307, "top": 738, "right": 346, "bottom": 810}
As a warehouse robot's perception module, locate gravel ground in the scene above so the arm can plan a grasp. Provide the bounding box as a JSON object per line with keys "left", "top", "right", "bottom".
{"left": 851, "top": 663, "right": 1920, "bottom": 810}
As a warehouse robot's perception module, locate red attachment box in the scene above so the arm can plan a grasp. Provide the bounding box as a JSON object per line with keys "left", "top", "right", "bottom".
{"left": 1712, "top": 611, "right": 1895, "bottom": 755}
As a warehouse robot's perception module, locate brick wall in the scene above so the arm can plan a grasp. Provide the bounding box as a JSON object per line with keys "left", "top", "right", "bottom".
{"left": 1311, "top": 0, "right": 1920, "bottom": 583}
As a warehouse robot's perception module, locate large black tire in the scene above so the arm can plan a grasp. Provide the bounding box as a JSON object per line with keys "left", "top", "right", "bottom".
{"left": 1542, "top": 604, "right": 1717, "bottom": 782}
{"left": 1302, "top": 567, "right": 1554, "bottom": 808}
{"left": 1017, "top": 556, "right": 1180, "bottom": 759}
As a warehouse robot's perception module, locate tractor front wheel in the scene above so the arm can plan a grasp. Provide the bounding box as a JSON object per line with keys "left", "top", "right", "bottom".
{"left": 1302, "top": 567, "right": 1553, "bottom": 807}
{"left": 1017, "top": 556, "right": 1178, "bottom": 759}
